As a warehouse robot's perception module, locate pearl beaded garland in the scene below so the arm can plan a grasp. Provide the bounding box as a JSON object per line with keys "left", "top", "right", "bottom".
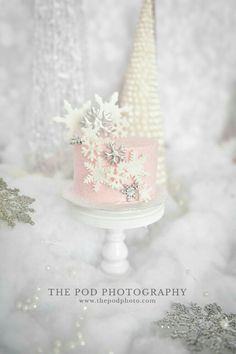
{"left": 16, "top": 286, "right": 41, "bottom": 312}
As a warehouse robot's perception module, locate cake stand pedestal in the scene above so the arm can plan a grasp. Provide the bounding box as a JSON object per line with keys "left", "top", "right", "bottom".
{"left": 63, "top": 189, "right": 164, "bottom": 275}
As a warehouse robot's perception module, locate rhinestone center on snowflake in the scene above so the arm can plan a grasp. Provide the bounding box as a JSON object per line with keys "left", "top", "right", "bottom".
{"left": 121, "top": 183, "right": 139, "bottom": 202}
{"left": 104, "top": 142, "right": 126, "bottom": 165}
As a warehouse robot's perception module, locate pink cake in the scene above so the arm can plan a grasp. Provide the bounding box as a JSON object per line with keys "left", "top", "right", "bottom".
{"left": 54, "top": 92, "right": 160, "bottom": 206}
{"left": 72, "top": 137, "right": 158, "bottom": 206}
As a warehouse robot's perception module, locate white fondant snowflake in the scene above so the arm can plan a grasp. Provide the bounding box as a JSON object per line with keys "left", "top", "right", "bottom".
{"left": 104, "top": 142, "right": 126, "bottom": 165}
{"left": 80, "top": 125, "right": 101, "bottom": 161}
{"left": 104, "top": 150, "right": 148, "bottom": 194}
{"left": 139, "top": 185, "right": 152, "bottom": 202}
{"left": 81, "top": 103, "right": 113, "bottom": 136}
{"left": 106, "top": 165, "right": 130, "bottom": 190}
{"left": 54, "top": 92, "right": 130, "bottom": 141}
{"left": 84, "top": 157, "right": 107, "bottom": 192}
{"left": 79, "top": 92, "right": 129, "bottom": 138}
{"left": 54, "top": 100, "right": 90, "bottom": 140}
{"left": 95, "top": 92, "right": 130, "bottom": 137}
{"left": 126, "top": 151, "right": 147, "bottom": 181}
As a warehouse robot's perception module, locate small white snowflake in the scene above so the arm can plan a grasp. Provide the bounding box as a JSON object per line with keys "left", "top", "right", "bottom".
{"left": 105, "top": 162, "right": 131, "bottom": 190}
{"left": 139, "top": 185, "right": 152, "bottom": 202}
{"left": 84, "top": 157, "right": 107, "bottom": 192}
{"left": 80, "top": 126, "right": 103, "bottom": 161}
{"left": 113, "top": 151, "right": 147, "bottom": 185}
{"left": 125, "top": 151, "right": 147, "bottom": 179}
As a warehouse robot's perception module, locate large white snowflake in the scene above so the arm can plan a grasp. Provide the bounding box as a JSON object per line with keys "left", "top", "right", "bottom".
{"left": 106, "top": 164, "right": 131, "bottom": 190}
{"left": 80, "top": 126, "right": 101, "bottom": 161}
{"left": 53, "top": 100, "right": 90, "bottom": 140}
{"left": 54, "top": 92, "right": 130, "bottom": 141}
{"left": 81, "top": 102, "right": 113, "bottom": 136}
{"left": 84, "top": 157, "right": 107, "bottom": 192}
{"left": 93, "top": 92, "right": 130, "bottom": 138}
{"left": 104, "top": 150, "right": 148, "bottom": 193}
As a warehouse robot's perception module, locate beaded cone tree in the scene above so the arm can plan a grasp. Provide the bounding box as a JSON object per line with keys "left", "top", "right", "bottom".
{"left": 120, "top": 0, "right": 166, "bottom": 187}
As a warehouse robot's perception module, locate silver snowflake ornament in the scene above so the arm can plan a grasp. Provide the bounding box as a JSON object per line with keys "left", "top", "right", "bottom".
{"left": 104, "top": 142, "right": 126, "bottom": 165}
{"left": 70, "top": 136, "right": 83, "bottom": 145}
{"left": 121, "top": 182, "right": 139, "bottom": 202}
{"left": 0, "top": 178, "right": 35, "bottom": 227}
{"left": 81, "top": 105, "right": 113, "bottom": 136}
{"left": 156, "top": 302, "right": 236, "bottom": 354}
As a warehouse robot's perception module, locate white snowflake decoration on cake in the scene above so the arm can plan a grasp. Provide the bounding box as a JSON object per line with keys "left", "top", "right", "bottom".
{"left": 126, "top": 151, "right": 147, "bottom": 180}
{"left": 54, "top": 100, "right": 90, "bottom": 140}
{"left": 139, "top": 185, "right": 152, "bottom": 202}
{"left": 84, "top": 157, "right": 107, "bottom": 192}
{"left": 80, "top": 125, "right": 104, "bottom": 161}
{"left": 95, "top": 92, "right": 130, "bottom": 138}
{"left": 104, "top": 142, "right": 126, "bottom": 165}
{"left": 80, "top": 92, "right": 129, "bottom": 138}
{"left": 81, "top": 104, "right": 113, "bottom": 136}
{"left": 114, "top": 152, "right": 147, "bottom": 187}
{"left": 106, "top": 165, "right": 130, "bottom": 190}
{"left": 54, "top": 92, "right": 130, "bottom": 141}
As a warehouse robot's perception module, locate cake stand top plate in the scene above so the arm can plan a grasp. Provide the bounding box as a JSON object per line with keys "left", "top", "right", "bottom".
{"left": 63, "top": 185, "right": 165, "bottom": 230}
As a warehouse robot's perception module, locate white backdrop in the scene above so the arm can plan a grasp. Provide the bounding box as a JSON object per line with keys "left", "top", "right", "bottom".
{"left": 0, "top": 0, "right": 236, "bottom": 151}
{"left": 0, "top": 1, "right": 236, "bottom": 354}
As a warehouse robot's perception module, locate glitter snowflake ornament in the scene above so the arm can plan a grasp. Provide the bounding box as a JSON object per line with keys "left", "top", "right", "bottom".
{"left": 0, "top": 178, "right": 35, "bottom": 227}
{"left": 54, "top": 100, "right": 90, "bottom": 140}
{"left": 121, "top": 183, "right": 139, "bottom": 202}
{"left": 156, "top": 302, "right": 236, "bottom": 354}
{"left": 104, "top": 142, "right": 126, "bottom": 165}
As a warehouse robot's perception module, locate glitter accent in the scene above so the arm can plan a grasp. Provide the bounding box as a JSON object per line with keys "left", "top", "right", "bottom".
{"left": 70, "top": 136, "right": 83, "bottom": 145}
{"left": 156, "top": 303, "right": 236, "bottom": 353}
{"left": 121, "top": 183, "right": 139, "bottom": 202}
{"left": 0, "top": 178, "right": 35, "bottom": 227}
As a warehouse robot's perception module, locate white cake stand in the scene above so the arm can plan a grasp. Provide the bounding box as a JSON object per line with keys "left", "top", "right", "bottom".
{"left": 63, "top": 187, "right": 165, "bottom": 275}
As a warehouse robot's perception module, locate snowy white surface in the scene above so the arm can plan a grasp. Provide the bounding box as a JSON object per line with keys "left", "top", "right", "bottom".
{"left": 0, "top": 0, "right": 236, "bottom": 354}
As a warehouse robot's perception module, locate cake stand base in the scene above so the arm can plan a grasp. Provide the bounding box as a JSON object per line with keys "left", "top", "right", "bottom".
{"left": 63, "top": 188, "right": 165, "bottom": 275}
{"left": 101, "top": 229, "right": 129, "bottom": 275}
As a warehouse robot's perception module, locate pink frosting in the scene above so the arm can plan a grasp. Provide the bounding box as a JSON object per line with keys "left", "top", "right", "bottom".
{"left": 72, "top": 137, "right": 158, "bottom": 205}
